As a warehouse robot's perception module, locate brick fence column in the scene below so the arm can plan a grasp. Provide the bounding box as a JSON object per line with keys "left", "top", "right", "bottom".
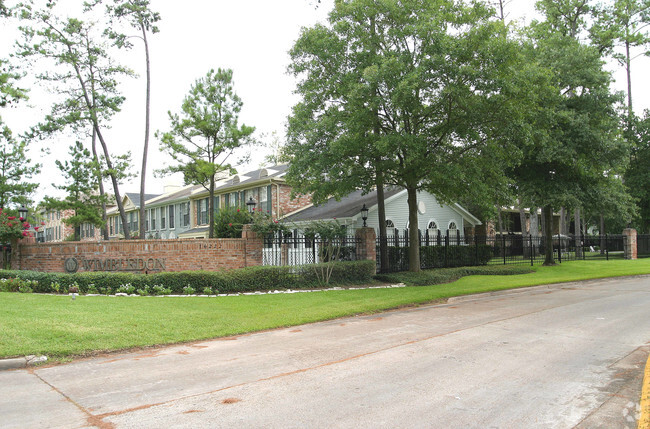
{"left": 355, "top": 227, "right": 377, "bottom": 275}
{"left": 623, "top": 228, "right": 637, "bottom": 260}
{"left": 242, "top": 224, "right": 264, "bottom": 267}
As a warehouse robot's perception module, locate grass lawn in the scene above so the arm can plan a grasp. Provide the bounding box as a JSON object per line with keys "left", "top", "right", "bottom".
{"left": 1, "top": 258, "right": 650, "bottom": 360}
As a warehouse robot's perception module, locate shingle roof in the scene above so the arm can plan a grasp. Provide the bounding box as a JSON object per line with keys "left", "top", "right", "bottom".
{"left": 284, "top": 188, "right": 404, "bottom": 222}
{"left": 125, "top": 193, "right": 160, "bottom": 208}
{"left": 146, "top": 185, "right": 200, "bottom": 206}
{"left": 215, "top": 164, "right": 288, "bottom": 191}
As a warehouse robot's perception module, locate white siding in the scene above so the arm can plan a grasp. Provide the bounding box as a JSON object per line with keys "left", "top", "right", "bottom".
{"left": 363, "top": 191, "right": 465, "bottom": 235}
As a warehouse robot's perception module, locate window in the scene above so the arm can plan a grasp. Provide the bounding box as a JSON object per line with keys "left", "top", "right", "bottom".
{"left": 109, "top": 217, "right": 114, "bottom": 235}
{"left": 213, "top": 196, "right": 220, "bottom": 216}
{"left": 448, "top": 221, "right": 458, "bottom": 231}
{"left": 182, "top": 202, "right": 190, "bottom": 227}
{"left": 197, "top": 198, "right": 209, "bottom": 225}
{"left": 385, "top": 219, "right": 395, "bottom": 236}
{"left": 90, "top": 224, "right": 94, "bottom": 238}
{"left": 151, "top": 209, "right": 156, "bottom": 230}
{"left": 160, "top": 206, "right": 166, "bottom": 229}
{"left": 224, "top": 194, "right": 230, "bottom": 207}
{"left": 169, "top": 205, "right": 175, "bottom": 229}
{"left": 260, "top": 185, "right": 272, "bottom": 214}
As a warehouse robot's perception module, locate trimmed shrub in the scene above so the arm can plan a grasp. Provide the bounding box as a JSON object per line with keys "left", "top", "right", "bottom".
{"left": 374, "top": 265, "right": 533, "bottom": 286}
{"left": 0, "top": 260, "right": 375, "bottom": 295}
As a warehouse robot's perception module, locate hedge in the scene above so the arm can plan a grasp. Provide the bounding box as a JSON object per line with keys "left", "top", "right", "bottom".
{"left": 0, "top": 260, "right": 376, "bottom": 295}
{"left": 375, "top": 265, "right": 534, "bottom": 286}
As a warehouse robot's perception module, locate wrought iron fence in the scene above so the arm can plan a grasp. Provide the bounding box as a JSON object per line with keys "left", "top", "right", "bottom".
{"left": 376, "top": 230, "right": 626, "bottom": 273}
{"left": 638, "top": 234, "right": 650, "bottom": 259}
{"left": 262, "top": 233, "right": 361, "bottom": 266}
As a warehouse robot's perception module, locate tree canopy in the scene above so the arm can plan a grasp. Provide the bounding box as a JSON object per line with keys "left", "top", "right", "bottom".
{"left": 157, "top": 68, "right": 255, "bottom": 238}
{"left": 287, "top": 0, "right": 524, "bottom": 271}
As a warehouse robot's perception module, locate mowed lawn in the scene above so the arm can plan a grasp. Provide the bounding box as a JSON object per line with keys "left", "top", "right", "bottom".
{"left": 2, "top": 259, "right": 650, "bottom": 360}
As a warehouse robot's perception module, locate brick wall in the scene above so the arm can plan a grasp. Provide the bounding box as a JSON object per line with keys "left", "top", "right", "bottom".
{"left": 274, "top": 184, "right": 312, "bottom": 218}
{"left": 13, "top": 229, "right": 263, "bottom": 273}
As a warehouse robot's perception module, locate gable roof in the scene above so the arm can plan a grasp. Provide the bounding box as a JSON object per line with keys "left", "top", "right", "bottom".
{"left": 125, "top": 192, "right": 160, "bottom": 208}
{"left": 283, "top": 188, "right": 403, "bottom": 222}
{"left": 283, "top": 187, "right": 482, "bottom": 227}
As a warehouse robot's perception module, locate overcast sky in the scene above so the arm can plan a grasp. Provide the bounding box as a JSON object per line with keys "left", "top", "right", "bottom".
{"left": 1, "top": 0, "right": 648, "bottom": 203}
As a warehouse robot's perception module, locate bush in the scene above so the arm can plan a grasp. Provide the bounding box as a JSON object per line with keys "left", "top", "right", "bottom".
{"left": 374, "top": 265, "right": 533, "bottom": 286}
{"left": 214, "top": 206, "right": 252, "bottom": 238}
{"left": 0, "top": 260, "right": 376, "bottom": 295}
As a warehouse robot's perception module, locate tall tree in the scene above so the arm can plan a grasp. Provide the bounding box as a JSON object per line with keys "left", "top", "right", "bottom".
{"left": 287, "top": 0, "right": 522, "bottom": 272}
{"left": 591, "top": 0, "right": 650, "bottom": 119}
{"left": 42, "top": 141, "right": 105, "bottom": 240}
{"left": 16, "top": 1, "right": 135, "bottom": 239}
{"left": 157, "top": 68, "right": 255, "bottom": 238}
{"left": 0, "top": 120, "right": 40, "bottom": 208}
{"left": 89, "top": 0, "right": 161, "bottom": 239}
{"left": 511, "top": 0, "right": 629, "bottom": 264}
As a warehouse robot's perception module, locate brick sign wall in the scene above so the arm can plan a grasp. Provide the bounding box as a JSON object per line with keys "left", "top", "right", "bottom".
{"left": 13, "top": 233, "right": 263, "bottom": 273}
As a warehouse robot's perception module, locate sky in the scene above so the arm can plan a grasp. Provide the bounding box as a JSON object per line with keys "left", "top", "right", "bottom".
{"left": 1, "top": 0, "right": 649, "bottom": 204}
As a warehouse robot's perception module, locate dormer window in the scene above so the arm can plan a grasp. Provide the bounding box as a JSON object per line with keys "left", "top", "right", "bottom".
{"left": 232, "top": 175, "right": 240, "bottom": 184}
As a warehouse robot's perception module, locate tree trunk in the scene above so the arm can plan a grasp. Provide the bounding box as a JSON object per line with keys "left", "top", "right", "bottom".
{"left": 543, "top": 205, "right": 555, "bottom": 265}
{"left": 559, "top": 207, "right": 566, "bottom": 236}
{"left": 70, "top": 53, "right": 130, "bottom": 239}
{"left": 208, "top": 174, "right": 215, "bottom": 238}
{"left": 574, "top": 207, "right": 582, "bottom": 257}
{"left": 600, "top": 213, "right": 605, "bottom": 254}
{"left": 530, "top": 207, "right": 539, "bottom": 256}
{"left": 497, "top": 207, "right": 503, "bottom": 236}
{"left": 406, "top": 186, "right": 420, "bottom": 272}
{"left": 91, "top": 128, "right": 109, "bottom": 240}
{"left": 376, "top": 166, "right": 388, "bottom": 273}
{"left": 139, "top": 23, "right": 151, "bottom": 240}
{"left": 518, "top": 202, "right": 528, "bottom": 257}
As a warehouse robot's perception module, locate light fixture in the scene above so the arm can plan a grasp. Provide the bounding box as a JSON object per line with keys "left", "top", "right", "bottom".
{"left": 360, "top": 204, "right": 369, "bottom": 227}
{"left": 246, "top": 197, "right": 257, "bottom": 214}
{"left": 18, "top": 205, "right": 28, "bottom": 220}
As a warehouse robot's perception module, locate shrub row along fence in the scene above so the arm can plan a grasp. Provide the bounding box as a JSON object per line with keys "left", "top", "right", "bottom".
{"left": 0, "top": 260, "right": 377, "bottom": 295}
{"left": 262, "top": 235, "right": 361, "bottom": 266}
{"left": 376, "top": 232, "right": 626, "bottom": 273}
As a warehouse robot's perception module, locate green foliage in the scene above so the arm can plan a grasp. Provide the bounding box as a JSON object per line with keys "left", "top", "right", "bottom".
{"left": 213, "top": 206, "right": 251, "bottom": 238}
{"left": 374, "top": 265, "right": 534, "bottom": 287}
{"left": 0, "top": 277, "right": 38, "bottom": 292}
{"left": 0, "top": 58, "right": 28, "bottom": 111}
{"left": 286, "top": 0, "right": 524, "bottom": 272}
{"left": 249, "top": 209, "right": 289, "bottom": 236}
{"left": 625, "top": 112, "right": 650, "bottom": 232}
{"left": 16, "top": 2, "right": 135, "bottom": 239}
{"left": 156, "top": 68, "right": 255, "bottom": 238}
{"left": 0, "top": 261, "right": 375, "bottom": 295}
{"left": 42, "top": 142, "right": 105, "bottom": 240}
{"left": 0, "top": 121, "right": 40, "bottom": 208}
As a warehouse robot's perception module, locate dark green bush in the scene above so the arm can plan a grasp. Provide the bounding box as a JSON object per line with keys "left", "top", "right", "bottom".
{"left": 374, "top": 265, "right": 533, "bottom": 286}
{"left": 0, "top": 260, "right": 375, "bottom": 295}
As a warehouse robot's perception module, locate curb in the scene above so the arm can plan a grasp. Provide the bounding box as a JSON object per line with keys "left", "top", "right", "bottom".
{"left": 447, "top": 282, "right": 579, "bottom": 304}
{"left": 0, "top": 355, "right": 47, "bottom": 371}
{"left": 639, "top": 353, "right": 650, "bottom": 429}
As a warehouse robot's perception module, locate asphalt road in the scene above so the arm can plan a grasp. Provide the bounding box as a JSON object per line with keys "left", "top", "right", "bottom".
{"left": 1, "top": 276, "right": 649, "bottom": 429}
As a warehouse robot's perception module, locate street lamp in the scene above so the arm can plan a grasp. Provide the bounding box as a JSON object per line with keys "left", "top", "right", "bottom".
{"left": 246, "top": 197, "right": 257, "bottom": 214}
{"left": 360, "top": 204, "right": 369, "bottom": 227}
{"left": 18, "top": 206, "right": 28, "bottom": 220}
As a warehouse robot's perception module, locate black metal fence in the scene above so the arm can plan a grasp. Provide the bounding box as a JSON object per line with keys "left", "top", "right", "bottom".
{"left": 262, "top": 234, "right": 361, "bottom": 266}
{"left": 376, "top": 231, "right": 626, "bottom": 273}
{"left": 638, "top": 234, "right": 650, "bottom": 258}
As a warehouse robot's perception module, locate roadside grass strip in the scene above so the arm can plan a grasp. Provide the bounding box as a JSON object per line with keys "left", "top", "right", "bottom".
{"left": 640, "top": 353, "right": 650, "bottom": 429}
{"left": 1, "top": 259, "right": 650, "bottom": 361}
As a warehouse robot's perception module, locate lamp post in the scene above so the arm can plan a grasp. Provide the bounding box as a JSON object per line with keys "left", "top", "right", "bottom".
{"left": 246, "top": 197, "right": 257, "bottom": 214}
{"left": 360, "top": 203, "right": 369, "bottom": 227}
{"left": 18, "top": 205, "right": 28, "bottom": 220}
